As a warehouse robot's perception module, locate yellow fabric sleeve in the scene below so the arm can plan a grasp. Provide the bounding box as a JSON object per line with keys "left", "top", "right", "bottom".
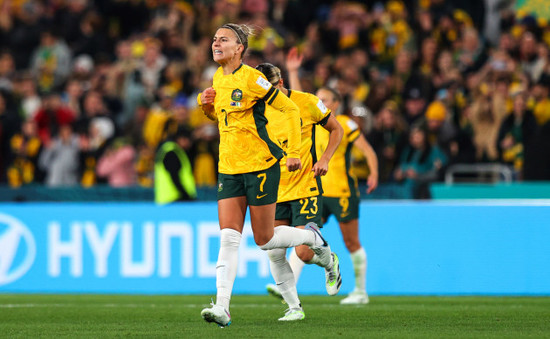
{"left": 267, "top": 90, "right": 301, "bottom": 158}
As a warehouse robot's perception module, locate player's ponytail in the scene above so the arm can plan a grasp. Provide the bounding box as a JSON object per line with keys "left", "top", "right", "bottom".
{"left": 255, "top": 63, "right": 282, "bottom": 86}
{"left": 220, "top": 23, "right": 254, "bottom": 59}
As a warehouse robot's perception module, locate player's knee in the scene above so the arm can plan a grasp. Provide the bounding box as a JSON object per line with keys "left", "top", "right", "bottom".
{"left": 296, "top": 245, "right": 314, "bottom": 262}
{"left": 255, "top": 234, "right": 272, "bottom": 248}
{"left": 220, "top": 228, "right": 242, "bottom": 247}
{"left": 344, "top": 238, "right": 361, "bottom": 252}
{"left": 266, "top": 248, "right": 286, "bottom": 262}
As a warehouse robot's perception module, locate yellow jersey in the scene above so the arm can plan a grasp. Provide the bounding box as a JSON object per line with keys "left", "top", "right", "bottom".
{"left": 266, "top": 90, "right": 331, "bottom": 203}
{"left": 205, "top": 64, "right": 300, "bottom": 175}
{"left": 316, "top": 115, "right": 360, "bottom": 198}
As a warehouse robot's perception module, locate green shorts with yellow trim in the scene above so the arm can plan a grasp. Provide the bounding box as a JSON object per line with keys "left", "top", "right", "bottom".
{"left": 275, "top": 195, "right": 322, "bottom": 227}
{"left": 322, "top": 195, "right": 359, "bottom": 223}
{"left": 217, "top": 163, "right": 280, "bottom": 206}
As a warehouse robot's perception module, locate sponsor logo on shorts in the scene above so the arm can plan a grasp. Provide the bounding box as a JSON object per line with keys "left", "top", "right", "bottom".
{"left": 218, "top": 182, "right": 223, "bottom": 192}
{"left": 306, "top": 215, "right": 316, "bottom": 219}
{"left": 256, "top": 193, "right": 268, "bottom": 199}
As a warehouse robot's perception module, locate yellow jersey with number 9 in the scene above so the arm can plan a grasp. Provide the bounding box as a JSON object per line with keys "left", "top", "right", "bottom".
{"left": 210, "top": 64, "right": 296, "bottom": 175}
{"left": 266, "top": 89, "right": 331, "bottom": 202}
{"left": 316, "top": 115, "right": 360, "bottom": 198}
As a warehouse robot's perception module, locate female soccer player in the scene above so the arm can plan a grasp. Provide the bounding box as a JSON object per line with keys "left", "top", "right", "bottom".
{"left": 256, "top": 63, "right": 344, "bottom": 321}
{"left": 198, "top": 23, "right": 333, "bottom": 327}
{"left": 268, "top": 49, "right": 378, "bottom": 305}
{"left": 315, "top": 87, "right": 378, "bottom": 304}
{"left": 267, "top": 86, "right": 379, "bottom": 305}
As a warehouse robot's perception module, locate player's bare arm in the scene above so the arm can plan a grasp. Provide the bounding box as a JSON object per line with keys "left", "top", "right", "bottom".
{"left": 353, "top": 134, "right": 379, "bottom": 194}
{"left": 285, "top": 47, "right": 303, "bottom": 92}
{"left": 312, "top": 114, "right": 343, "bottom": 177}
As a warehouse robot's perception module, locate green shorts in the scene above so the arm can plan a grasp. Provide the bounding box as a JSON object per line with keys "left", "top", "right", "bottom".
{"left": 322, "top": 195, "right": 359, "bottom": 223}
{"left": 275, "top": 196, "right": 322, "bottom": 227}
{"left": 217, "top": 163, "right": 280, "bottom": 206}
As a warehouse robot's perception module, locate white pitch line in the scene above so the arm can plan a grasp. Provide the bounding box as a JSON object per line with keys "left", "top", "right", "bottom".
{"left": 0, "top": 303, "right": 344, "bottom": 309}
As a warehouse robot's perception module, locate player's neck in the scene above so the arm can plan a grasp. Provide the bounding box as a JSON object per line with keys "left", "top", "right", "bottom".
{"left": 221, "top": 60, "right": 243, "bottom": 75}
{"left": 279, "top": 87, "right": 288, "bottom": 96}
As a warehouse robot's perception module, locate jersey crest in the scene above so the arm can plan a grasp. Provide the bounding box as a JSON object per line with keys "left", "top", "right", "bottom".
{"left": 231, "top": 89, "right": 243, "bottom": 101}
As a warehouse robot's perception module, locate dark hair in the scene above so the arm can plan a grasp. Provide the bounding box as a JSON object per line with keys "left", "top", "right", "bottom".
{"left": 255, "top": 63, "right": 281, "bottom": 86}
{"left": 318, "top": 86, "right": 342, "bottom": 103}
{"left": 220, "top": 23, "right": 254, "bottom": 59}
{"left": 406, "top": 125, "right": 432, "bottom": 164}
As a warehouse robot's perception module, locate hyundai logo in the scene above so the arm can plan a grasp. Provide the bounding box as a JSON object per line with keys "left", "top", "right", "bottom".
{"left": 0, "top": 214, "right": 36, "bottom": 286}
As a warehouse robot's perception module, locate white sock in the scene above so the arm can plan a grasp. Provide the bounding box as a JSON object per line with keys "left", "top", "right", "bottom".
{"left": 259, "top": 226, "right": 318, "bottom": 250}
{"left": 307, "top": 252, "right": 327, "bottom": 266}
{"left": 215, "top": 228, "right": 241, "bottom": 311}
{"left": 267, "top": 248, "right": 301, "bottom": 309}
{"left": 303, "top": 225, "right": 333, "bottom": 269}
{"left": 288, "top": 248, "right": 306, "bottom": 282}
{"left": 350, "top": 247, "right": 367, "bottom": 292}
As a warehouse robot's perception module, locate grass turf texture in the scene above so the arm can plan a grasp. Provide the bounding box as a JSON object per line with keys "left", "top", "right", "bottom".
{"left": 1, "top": 295, "right": 549, "bottom": 338}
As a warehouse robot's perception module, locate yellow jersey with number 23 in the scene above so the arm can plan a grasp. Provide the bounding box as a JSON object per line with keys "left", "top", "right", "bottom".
{"left": 266, "top": 89, "right": 331, "bottom": 202}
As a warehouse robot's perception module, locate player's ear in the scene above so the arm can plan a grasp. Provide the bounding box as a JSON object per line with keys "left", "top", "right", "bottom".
{"left": 278, "top": 79, "right": 284, "bottom": 88}
{"left": 236, "top": 44, "right": 244, "bottom": 57}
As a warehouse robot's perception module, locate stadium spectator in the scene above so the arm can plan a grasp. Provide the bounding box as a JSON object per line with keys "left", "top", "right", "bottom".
{"left": 139, "top": 38, "right": 168, "bottom": 97}
{"left": 0, "top": 0, "right": 547, "bottom": 195}
{"left": 424, "top": 99, "right": 458, "bottom": 157}
{"left": 394, "top": 124, "right": 448, "bottom": 199}
{"left": 7, "top": 119, "right": 43, "bottom": 187}
{"left": 368, "top": 100, "right": 408, "bottom": 182}
{"left": 30, "top": 28, "right": 72, "bottom": 93}
{"left": 17, "top": 73, "right": 42, "bottom": 120}
{"left": 154, "top": 127, "right": 196, "bottom": 203}
{"left": 497, "top": 93, "right": 537, "bottom": 176}
{"left": 0, "top": 50, "right": 15, "bottom": 93}
{"left": 54, "top": 0, "right": 93, "bottom": 48}
{"left": 402, "top": 82, "right": 429, "bottom": 126}
{"left": 38, "top": 123, "right": 80, "bottom": 187}
{"left": 0, "top": 0, "right": 43, "bottom": 70}
{"left": 61, "top": 79, "right": 84, "bottom": 118}
{"left": 142, "top": 86, "right": 176, "bottom": 149}
{"left": 74, "top": 90, "right": 110, "bottom": 135}
{"left": 0, "top": 91, "right": 21, "bottom": 183}
{"left": 97, "top": 138, "right": 136, "bottom": 187}
{"left": 33, "top": 92, "right": 75, "bottom": 146}
{"left": 469, "top": 76, "right": 509, "bottom": 162}
{"left": 456, "top": 28, "right": 488, "bottom": 74}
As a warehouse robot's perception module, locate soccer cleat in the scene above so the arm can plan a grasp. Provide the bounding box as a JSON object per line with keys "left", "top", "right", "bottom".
{"left": 278, "top": 308, "right": 305, "bottom": 321}
{"left": 325, "top": 253, "right": 342, "bottom": 296}
{"left": 305, "top": 222, "right": 332, "bottom": 268}
{"left": 201, "top": 304, "right": 231, "bottom": 327}
{"left": 340, "top": 290, "right": 370, "bottom": 305}
{"left": 266, "top": 283, "right": 285, "bottom": 302}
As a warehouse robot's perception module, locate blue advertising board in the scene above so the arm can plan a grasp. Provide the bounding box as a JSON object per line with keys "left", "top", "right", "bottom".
{"left": 0, "top": 201, "right": 549, "bottom": 295}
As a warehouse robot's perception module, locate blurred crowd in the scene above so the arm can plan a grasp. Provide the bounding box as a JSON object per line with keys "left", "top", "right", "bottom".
{"left": 1, "top": 0, "right": 549, "bottom": 193}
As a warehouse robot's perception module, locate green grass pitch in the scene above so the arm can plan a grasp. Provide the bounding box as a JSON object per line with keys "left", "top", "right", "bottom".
{"left": 1, "top": 295, "right": 549, "bottom": 338}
